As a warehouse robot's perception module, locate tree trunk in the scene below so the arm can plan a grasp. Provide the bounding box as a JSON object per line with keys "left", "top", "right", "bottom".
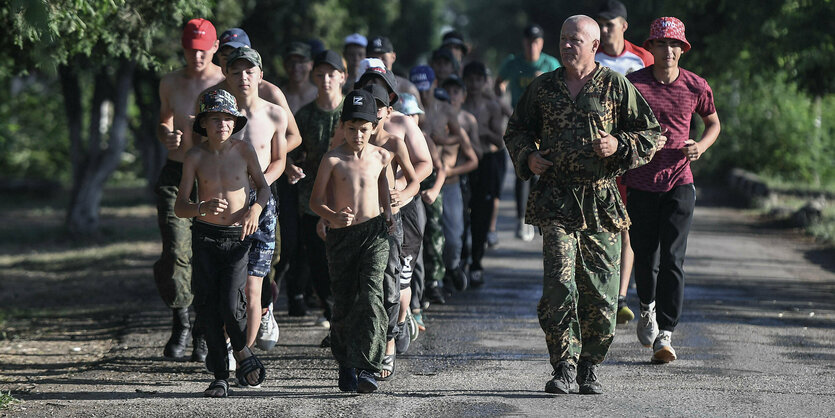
{"left": 64, "top": 59, "right": 136, "bottom": 237}
{"left": 132, "top": 68, "right": 165, "bottom": 195}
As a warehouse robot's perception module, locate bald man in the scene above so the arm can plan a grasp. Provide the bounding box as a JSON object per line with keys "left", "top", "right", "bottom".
{"left": 504, "top": 15, "right": 661, "bottom": 395}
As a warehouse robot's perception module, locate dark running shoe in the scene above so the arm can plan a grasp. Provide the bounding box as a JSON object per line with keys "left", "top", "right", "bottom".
{"left": 545, "top": 361, "right": 576, "bottom": 394}
{"left": 426, "top": 283, "right": 446, "bottom": 305}
{"left": 577, "top": 360, "right": 603, "bottom": 394}
{"left": 469, "top": 269, "right": 485, "bottom": 288}
{"left": 338, "top": 366, "right": 357, "bottom": 392}
{"left": 451, "top": 267, "right": 468, "bottom": 291}
{"left": 356, "top": 369, "right": 379, "bottom": 393}
{"left": 395, "top": 320, "right": 410, "bottom": 354}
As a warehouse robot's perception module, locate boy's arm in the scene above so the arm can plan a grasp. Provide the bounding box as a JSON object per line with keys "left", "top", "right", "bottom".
{"left": 420, "top": 137, "right": 446, "bottom": 204}
{"left": 389, "top": 138, "right": 420, "bottom": 207}
{"left": 378, "top": 150, "right": 394, "bottom": 230}
{"left": 174, "top": 152, "right": 201, "bottom": 218}
{"left": 400, "top": 115, "right": 432, "bottom": 182}
{"left": 309, "top": 154, "right": 341, "bottom": 225}
{"left": 445, "top": 127, "right": 479, "bottom": 178}
{"left": 157, "top": 76, "right": 183, "bottom": 150}
{"left": 242, "top": 143, "right": 270, "bottom": 240}
{"left": 264, "top": 106, "right": 289, "bottom": 185}
{"left": 485, "top": 100, "right": 506, "bottom": 148}
{"left": 261, "top": 82, "right": 302, "bottom": 152}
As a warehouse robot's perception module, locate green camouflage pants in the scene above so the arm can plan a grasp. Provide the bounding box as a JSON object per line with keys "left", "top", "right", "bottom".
{"left": 538, "top": 224, "right": 620, "bottom": 368}
{"left": 326, "top": 215, "right": 389, "bottom": 372}
{"left": 422, "top": 195, "right": 446, "bottom": 285}
{"left": 153, "top": 160, "right": 194, "bottom": 309}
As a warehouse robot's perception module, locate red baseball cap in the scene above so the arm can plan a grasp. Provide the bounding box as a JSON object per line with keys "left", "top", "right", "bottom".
{"left": 181, "top": 18, "right": 217, "bottom": 51}
{"left": 644, "top": 17, "right": 691, "bottom": 53}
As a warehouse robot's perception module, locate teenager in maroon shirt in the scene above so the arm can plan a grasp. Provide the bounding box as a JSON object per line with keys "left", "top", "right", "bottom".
{"left": 624, "top": 17, "right": 721, "bottom": 364}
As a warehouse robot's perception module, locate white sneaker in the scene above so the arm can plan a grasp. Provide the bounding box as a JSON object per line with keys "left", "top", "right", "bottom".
{"left": 637, "top": 301, "right": 659, "bottom": 347}
{"left": 651, "top": 331, "right": 677, "bottom": 363}
{"left": 314, "top": 315, "right": 331, "bottom": 329}
{"left": 521, "top": 224, "right": 535, "bottom": 242}
{"left": 256, "top": 303, "right": 279, "bottom": 351}
{"left": 226, "top": 340, "right": 236, "bottom": 373}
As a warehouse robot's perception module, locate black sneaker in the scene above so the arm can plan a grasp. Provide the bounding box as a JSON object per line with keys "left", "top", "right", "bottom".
{"left": 320, "top": 334, "right": 331, "bottom": 348}
{"left": 469, "top": 269, "right": 485, "bottom": 288}
{"left": 338, "top": 366, "right": 357, "bottom": 392}
{"left": 576, "top": 360, "right": 603, "bottom": 394}
{"left": 451, "top": 266, "right": 468, "bottom": 291}
{"left": 545, "top": 361, "right": 576, "bottom": 394}
{"left": 426, "top": 283, "right": 446, "bottom": 305}
{"left": 356, "top": 369, "right": 379, "bottom": 393}
{"left": 190, "top": 335, "right": 208, "bottom": 362}
{"left": 288, "top": 294, "right": 308, "bottom": 317}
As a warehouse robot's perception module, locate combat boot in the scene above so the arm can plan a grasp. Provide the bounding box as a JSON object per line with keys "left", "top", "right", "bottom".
{"left": 190, "top": 316, "right": 207, "bottom": 362}
{"left": 163, "top": 307, "right": 190, "bottom": 358}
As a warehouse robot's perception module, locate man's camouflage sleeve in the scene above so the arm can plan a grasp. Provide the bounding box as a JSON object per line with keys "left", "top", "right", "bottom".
{"left": 503, "top": 80, "right": 541, "bottom": 182}
{"left": 611, "top": 74, "right": 660, "bottom": 173}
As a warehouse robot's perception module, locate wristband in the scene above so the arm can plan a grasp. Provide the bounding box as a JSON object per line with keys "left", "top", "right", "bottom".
{"left": 197, "top": 201, "right": 207, "bottom": 217}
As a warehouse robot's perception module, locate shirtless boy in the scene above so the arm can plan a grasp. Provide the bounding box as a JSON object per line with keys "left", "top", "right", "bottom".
{"left": 438, "top": 75, "right": 479, "bottom": 292}
{"left": 175, "top": 89, "right": 270, "bottom": 398}
{"left": 309, "top": 89, "right": 394, "bottom": 394}
{"left": 224, "top": 46, "right": 289, "bottom": 352}
{"left": 462, "top": 61, "right": 507, "bottom": 286}
{"left": 155, "top": 18, "right": 224, "bottom": 362}
{"left": 282, "top": 41, "right": 318, "bottom": 112}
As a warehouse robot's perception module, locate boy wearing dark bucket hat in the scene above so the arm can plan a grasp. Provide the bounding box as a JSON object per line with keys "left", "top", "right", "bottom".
{"left": 175, "top": 89, "right": 271, "bottom": 397}
{"left": 625, "top": 17, "right": 721, "bottom": 364}
{"left": 309, "top": 89, "right": 395, "bottom": 393}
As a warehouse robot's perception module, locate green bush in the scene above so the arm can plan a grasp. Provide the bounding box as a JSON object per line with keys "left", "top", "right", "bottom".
{"left": 697, "top": 73, "right": 835, "bottom": 186}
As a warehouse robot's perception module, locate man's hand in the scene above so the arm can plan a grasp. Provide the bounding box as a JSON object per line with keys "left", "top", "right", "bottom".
{"left": 202, "top": 198, "right": 228, "bottom": 216}
{"left": 316, "top": 218, "right": 328, "bottom": 241}
{"left": 592, "top": 129, "right": 619, "bottom": 158}
{"left": 420, "top": 189, "right": 439, "bottom": 204}
{"left": 285, "top": 164, "right": 305, "bottom": 184}
{"left": 390, "top": 188, "right": 406, "bottom": 208}
{"left": 527, "top": 149, "right": 554, "bottom": 175}
{"left": 165, "top": 129, "right": 183, "bottom": 151}
{"left": 241, "top": 206, "right": 261, "bottom": 240}
{"left": 681, "top": 139, "right": 702, "bottom": 161}
{"left": 332, "top": 206, "right": 354, "bottom": 228}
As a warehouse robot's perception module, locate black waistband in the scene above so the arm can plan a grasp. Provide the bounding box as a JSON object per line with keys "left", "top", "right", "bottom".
{"left": 193, "top": 220, "right": 243, "bottom": 239}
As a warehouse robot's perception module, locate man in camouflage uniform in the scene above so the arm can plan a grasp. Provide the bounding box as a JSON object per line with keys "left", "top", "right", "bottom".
{"left": 504, "top": 15, "right": 661, "bottom": 395}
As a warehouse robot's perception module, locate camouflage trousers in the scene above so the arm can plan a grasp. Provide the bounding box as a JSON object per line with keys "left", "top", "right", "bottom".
{"left": 422, "top": 195, "right": 446, "bottom": 286}
{"left": 326, "top": 215, "right": 389, "bottom": 372}
{"left": 538, "top": 224, "right": 620, "bottom": 368}
{"left": 152, "top": 160, "right": 194, "bottom": 309}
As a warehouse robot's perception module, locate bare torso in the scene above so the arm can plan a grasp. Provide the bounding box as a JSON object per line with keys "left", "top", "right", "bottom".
{"left": 192, "top": 140, "right": 252, "bottom": 226}
{"left": 231, "top": 98, "right": 287, "bottom": 177}
{"left": 325, "top": 145, "right": 392, "bottom": 226}
{"left": 161, "top": 67, "right": 225, "bottom": 162}
{"left": 285, "top": 82, "right": 318, "bottom": 114}
{"left": 463, "top": 96, "right": 503, "bottom": 153}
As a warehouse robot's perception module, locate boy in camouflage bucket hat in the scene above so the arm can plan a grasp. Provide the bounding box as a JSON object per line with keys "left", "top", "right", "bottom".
{"left": 177, "top": 87, "right": 271, "bottom": 397}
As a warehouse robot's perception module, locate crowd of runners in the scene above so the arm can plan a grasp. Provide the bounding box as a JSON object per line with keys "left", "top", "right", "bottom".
{"left": 154, "top": 0, "right": 719, "bottom": 397}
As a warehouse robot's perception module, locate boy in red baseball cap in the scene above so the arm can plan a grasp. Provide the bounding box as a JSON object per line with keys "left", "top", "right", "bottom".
{"left": 153, "top": 18, "right": 224, "bottom": 364}
{"left": 625, "top": 17, "right": 720, "bottom": 364}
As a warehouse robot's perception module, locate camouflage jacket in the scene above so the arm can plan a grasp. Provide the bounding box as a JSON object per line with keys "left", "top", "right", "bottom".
{"left": 294, "top": 101, "right": 343, "bottom": 217}
{"left": 504, "top": 65, "right": 660, "bottom": 232}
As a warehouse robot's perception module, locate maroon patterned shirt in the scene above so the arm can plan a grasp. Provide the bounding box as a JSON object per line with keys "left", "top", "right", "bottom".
{"left": 624, "top": 66, "right": 716, "bottom": 192}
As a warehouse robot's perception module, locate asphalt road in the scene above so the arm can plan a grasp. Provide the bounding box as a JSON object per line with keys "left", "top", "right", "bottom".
{"left": 4, "top": 185, "right": 835, "bottom": 417}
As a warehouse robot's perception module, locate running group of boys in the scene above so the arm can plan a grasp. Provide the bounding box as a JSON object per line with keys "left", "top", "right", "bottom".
{"left": 153, "top": 0, "right": 719, "bottom": 398}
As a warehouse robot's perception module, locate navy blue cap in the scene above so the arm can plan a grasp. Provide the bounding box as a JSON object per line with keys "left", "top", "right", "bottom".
{"left": 220, "top": 28, "right": 251, "bottom": 49}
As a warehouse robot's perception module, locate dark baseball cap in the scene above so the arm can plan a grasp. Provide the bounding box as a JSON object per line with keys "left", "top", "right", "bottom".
{"left": 367, "top": 36, "right": 394, "bottom": 55}
{"left": 523, "top": 23, "right": 544, "bottom": 39}
{"left": 362, "top": 84, "right": 391, "bottom": 107}
{"left": 341, "top": 89, "right": 378, "bottom": 123}
{"left": 596, "top": 0, "right": 628, "bottom": 20}
{"left": 463, "top": 61, "right": 488, "bottom": 78}
{"left": 219, "top": 28, "right": 251, "bottom": 49}
{"left": 193, "top": 89, "right": 247, "bottom": 137}
{"left": 442, "top": 30, "right": 469, "bottom": 54}
{"left": 433, "top": 87, "right": 451, "bottom": 103}
{"left": 431, "top": 48, "right": 460, "bottom": 71}
{"left": 226, "top": 46, "right": 262, "bottom": 71}
{"left": 356, "top": 66, "right": 399, "bottom": 104}
{"left": 441, "top": 74, "right": 465, "bottom": 90}
{"left": 284, "top": 41, "right": 312, "bottom": 60}
{"left": 313, "top": 50, "right": 345, "bottom": 72}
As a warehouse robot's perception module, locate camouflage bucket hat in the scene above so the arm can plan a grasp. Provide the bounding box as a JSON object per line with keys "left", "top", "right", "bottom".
{"left": 193, "top": 89, "right": 247, "bottom": 137}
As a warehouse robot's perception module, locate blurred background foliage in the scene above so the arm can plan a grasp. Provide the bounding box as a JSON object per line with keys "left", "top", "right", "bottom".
{"left": 0, "top": 0, "right": 833, "bottom": 217}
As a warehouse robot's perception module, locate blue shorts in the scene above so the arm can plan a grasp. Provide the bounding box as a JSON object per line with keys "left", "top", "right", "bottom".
{"left": 248, "top": 188, "right": 277, "bottom": 278}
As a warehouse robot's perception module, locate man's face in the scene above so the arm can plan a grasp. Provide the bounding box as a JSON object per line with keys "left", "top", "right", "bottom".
{"left": 284, "top": 55, "right": 312, "bottom": 83}
{"left": 650, "top": 39, "right": 683, "bottom": 69}
{"left": 464, "top": 74, "right": 486, "bottom": 94}
{"left": 596, "top": 17, "right": 627, "bottom": 49}
{"left": 559, "top": 21, "right": 599, "bottom": 70}
{"left": 446, "top": 85, "right": 466, "bottom": 107}
{"left": 522, "top": 37, "right": 544, "bottom": 62}
{"left": 311, "top": 64, "right": 345, "bottom": 93}
{"left": 184, "top": 44, "right": 217, "bottom": 72}
{"left": 227, "top": 60, "right": 262, "bottom": 95}
{"left": 368, "top": 51, "right": 395, "bottom": 70}
{"left": 202, "top": 112, "right": 236, "bottom": 140}
{"left": 343, "top": 44, "right": 366, "bottom": 74}
{"left": 432, "top": 59, "right": 454, "bottom": 82}
{"left": 217, "top": 46, "right": 236, "bottom": 74}
{"left": 343, "top": 119, "right": 375, "bottom": 151}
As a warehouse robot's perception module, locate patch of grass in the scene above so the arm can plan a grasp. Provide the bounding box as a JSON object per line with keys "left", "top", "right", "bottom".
{"left": 757, "top": 178, "right": 834, "bottom": 246}
{"left": 0, "top": 391, "right": 20, "bottom": 410}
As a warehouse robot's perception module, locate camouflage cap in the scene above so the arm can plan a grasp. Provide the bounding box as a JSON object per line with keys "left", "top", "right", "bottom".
{"left": 192, "top": 89, "right": 247, "bottom": 137}
{"left": 226, "top": 46, "right": 262, "bottom": 71}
